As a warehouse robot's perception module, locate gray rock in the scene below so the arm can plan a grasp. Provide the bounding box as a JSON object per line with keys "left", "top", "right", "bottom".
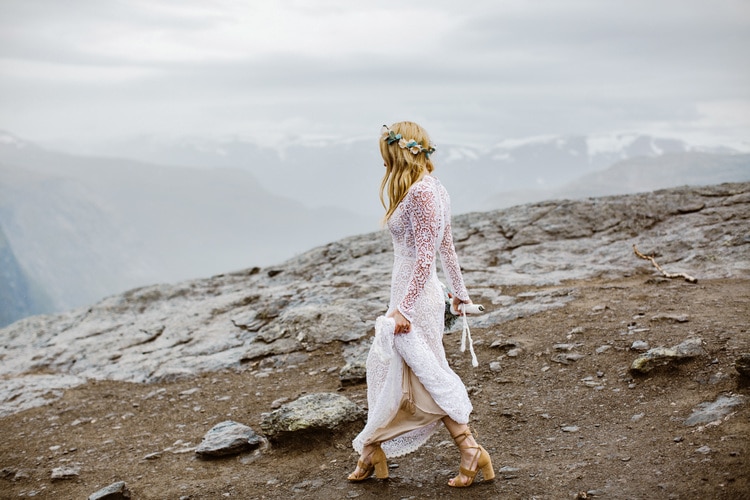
{"left": 490, "top": 338, "right": 522, "bottom": 350}
{"left": 88, "top": 481, "right": 131, "bottom": 500}
{"left": 257, "top": 352, "right": 309, "bottom": 370}
{"left": 554, "top": 343, "right": 582, "bottom": 351}
{"left": 195, "top": 420, "right": 264, "bottom": 457}
{"left": 260, "top": 392, "right": 365, "bottom": 440}
{"left": 651, "top": 313, "right": 689, "bottom": 323}
{"left": 581, "top": 376, "right": 603, "bottom": 388}
{"left": 1, "top": 468, "right": 30, "bottom": 482}
{"left": 460, "top": 288, "right": 576, "bottom": 331}
{"left": 260, "top": 304, "right": 369, "bottom": 344}
{"left": 630, "top": 338, "right": 704, "bottom": 373}
{"left": 684, "top": 395, "right": 746, "bottom": 426}
{"left": 270, "top": 397, "right": 290, "bottom": 409}
{"left": 506, "top": 347, "right": 522, "bottom": 357}
{"left": 241, "top": 338, "right": 301, "bottom": 363}
{"left": 631, "top": 340, "right": 650, "bottom": 351}
{"left": 551, "top": 352, "right": 586, "bottom": 364}
{"left": 339, "top": 362, "right": 366, "bottom": 385}
{"left": 673, "top": 338, "right": 704, "bottom": 357}
{"left": 339, "top": 339, "right": 371, "bottom": 385}
{"left": 735, "top": 354, "right": 750, "bottom": 378}
{"left": 51, "top": 466, "right": 81, "bottom": 481}
{"left": 0, "top": 374, "right": 84, "bottom": 418}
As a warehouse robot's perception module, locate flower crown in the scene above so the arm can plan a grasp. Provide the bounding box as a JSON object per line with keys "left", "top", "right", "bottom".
{"left": 381, "top": 124, "right": 436, "bottom": 158}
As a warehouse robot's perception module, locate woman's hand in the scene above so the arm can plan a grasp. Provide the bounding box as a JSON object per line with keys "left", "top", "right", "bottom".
{"left": 388, "top": 310, "right": 411, "bottom": 334}
{"left": 452, "top": 297, "right": 472, "bottom": 316}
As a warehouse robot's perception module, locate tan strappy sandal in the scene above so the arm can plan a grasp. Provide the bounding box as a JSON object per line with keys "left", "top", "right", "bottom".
{"left": 347, "top": 444, "right": 389, "bottom": 481}
{"left": 448, "top": 429, "right": 495, "bottom": 487}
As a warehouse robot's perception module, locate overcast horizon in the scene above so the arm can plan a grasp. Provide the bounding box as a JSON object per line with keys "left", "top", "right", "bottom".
{"left": 1, "top": 0, "right": 749, "bottom": 154}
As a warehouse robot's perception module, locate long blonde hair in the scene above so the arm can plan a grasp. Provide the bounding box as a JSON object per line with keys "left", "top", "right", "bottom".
{"left": 379, "top": 121, "right": 435, "bottom": 222}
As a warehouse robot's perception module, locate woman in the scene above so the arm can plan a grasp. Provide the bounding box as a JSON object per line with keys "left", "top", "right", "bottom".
{"left": 348, "top": 121, "right": 494, "bottom": 488}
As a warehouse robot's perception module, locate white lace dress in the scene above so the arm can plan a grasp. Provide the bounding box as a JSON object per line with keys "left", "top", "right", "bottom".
{"left": 352, "top": 175, "right": 473, "bottom": 458}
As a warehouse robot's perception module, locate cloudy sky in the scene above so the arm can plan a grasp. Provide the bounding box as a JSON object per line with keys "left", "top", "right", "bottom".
{"left": 1, "top": 0, "right": 748, "bottom": 151}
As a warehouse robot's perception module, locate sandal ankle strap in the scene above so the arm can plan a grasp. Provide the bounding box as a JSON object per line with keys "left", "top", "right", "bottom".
{"left": 450, "top": 428, "right": 473, "bottom": 445}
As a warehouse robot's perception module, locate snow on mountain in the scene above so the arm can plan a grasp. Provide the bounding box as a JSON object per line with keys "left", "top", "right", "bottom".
{"left": 71, "top": 131, "right": 743, "bottom": 217}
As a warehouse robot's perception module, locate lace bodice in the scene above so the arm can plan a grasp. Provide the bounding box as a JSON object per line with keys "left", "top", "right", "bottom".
{"left": 388, "top": 175, "right": 469, "bottom": 321}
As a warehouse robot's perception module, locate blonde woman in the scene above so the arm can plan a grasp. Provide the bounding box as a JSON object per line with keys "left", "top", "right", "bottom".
{"left": 348, "top": 121, "right": 494, "bottom": 488}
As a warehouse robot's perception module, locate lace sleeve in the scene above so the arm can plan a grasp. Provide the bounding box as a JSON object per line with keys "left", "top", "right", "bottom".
{"left": 397, "top": 185, "right": 439, "bottom": 321}
{"left": 439, "top": 217, "right": 470, "bottom": 302}
{"left": 438, "top": 189, "right": 470, "bottom": 302}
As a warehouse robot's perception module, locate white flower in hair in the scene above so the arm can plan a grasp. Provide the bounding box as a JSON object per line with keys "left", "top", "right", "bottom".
{"left": 380, "top": 124, "right": 436, "bottom": 157}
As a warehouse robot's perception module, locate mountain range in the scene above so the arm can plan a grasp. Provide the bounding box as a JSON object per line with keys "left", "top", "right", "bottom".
{"left": 1, "top": 130, "right": 748, "bottom": 326}
{"left": 481, "top": 151, "right": 750, "bottom": 210}
{"left": 0, "top": 133, "right": 370, "bottom": 323}
{"left": 76, "top": 132, "right": 747, "bottom": 215}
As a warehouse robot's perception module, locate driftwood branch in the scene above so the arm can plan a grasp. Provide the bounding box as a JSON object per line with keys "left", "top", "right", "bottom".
{"left": 633, "top": 245, "right": 698, "bottom": 283}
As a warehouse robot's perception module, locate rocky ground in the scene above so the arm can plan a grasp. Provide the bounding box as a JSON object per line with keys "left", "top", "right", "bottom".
{"left": 1, "top": 182, "right": 749, "bottom": 499}
{"left": 1, "top": 274, "right": 748, "bottom": 499}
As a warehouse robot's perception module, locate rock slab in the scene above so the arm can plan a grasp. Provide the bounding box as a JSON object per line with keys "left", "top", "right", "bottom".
{"left": 630, "top": 338, "right": 704, "bottom": 373}
{"left": 88, "top": 481, "right": 131, "bottom": 500}
{"left": 50, "top": 466, "right": 81, "bottom": 481}
{"left": 195, "top": 420, "right": 264, "bottom": 458}
{"left": 684, "top": 395, "right": 747, "bottom": 426}
{"left": 260, "top": 392, "right": 365, "bottom": 440}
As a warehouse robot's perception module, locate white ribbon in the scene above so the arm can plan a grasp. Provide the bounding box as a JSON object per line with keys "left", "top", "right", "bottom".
{"left": 458, "top": 304, "right": 479, "bottom": 368}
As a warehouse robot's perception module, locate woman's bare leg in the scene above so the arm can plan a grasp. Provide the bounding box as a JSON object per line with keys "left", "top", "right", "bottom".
{"left": 442, "top": 416, "right": 480, "bottom": 486}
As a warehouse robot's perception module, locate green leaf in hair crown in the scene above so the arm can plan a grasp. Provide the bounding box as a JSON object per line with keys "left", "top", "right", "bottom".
{"left": 381, "top": 124, "right": 437, "bottom": 158}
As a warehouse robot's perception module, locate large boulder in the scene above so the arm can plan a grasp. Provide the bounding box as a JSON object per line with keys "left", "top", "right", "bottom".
{"left": 260, "top": 392, "right": 365, "bottom": 440}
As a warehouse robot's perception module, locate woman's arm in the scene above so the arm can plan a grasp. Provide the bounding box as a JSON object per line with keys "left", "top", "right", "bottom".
{"left": 438, "top": 194, "right": 470, "bottom": 305}
{"left": 397, "top": 184, "right": 440, "bottom": 323}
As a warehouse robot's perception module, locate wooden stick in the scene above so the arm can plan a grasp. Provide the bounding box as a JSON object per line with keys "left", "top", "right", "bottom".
{"left": 633, "top": 245, "right": 698, "bottom": 283}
